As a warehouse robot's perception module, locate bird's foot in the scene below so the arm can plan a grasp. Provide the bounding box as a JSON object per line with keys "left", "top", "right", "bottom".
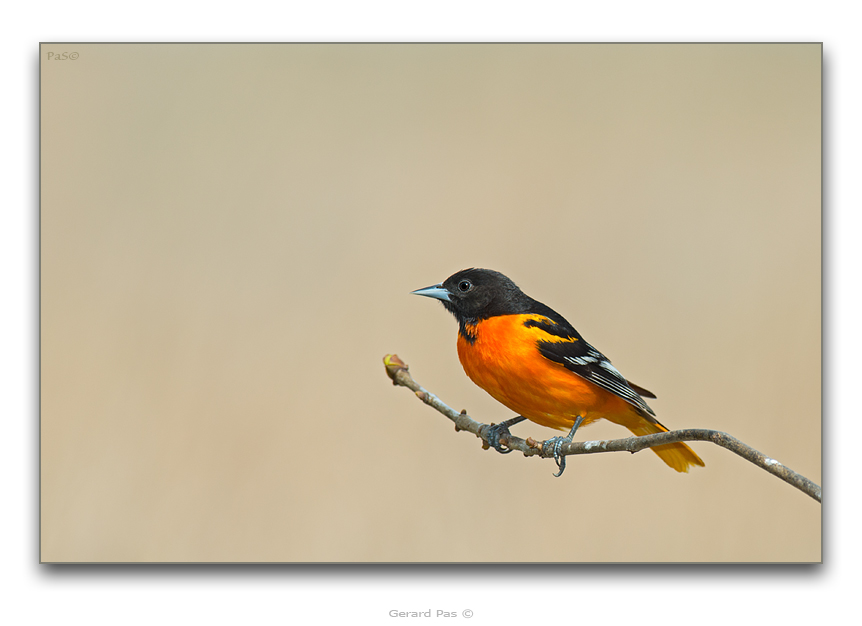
{"left": 483, "top": 416, "right": 527, "bottom": 454}
{"left": 544, "top": 416, "right": 585, "bottom": 477}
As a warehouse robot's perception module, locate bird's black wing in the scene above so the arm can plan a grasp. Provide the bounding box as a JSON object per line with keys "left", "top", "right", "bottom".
{"left": 524, "top": 315, "right": 658, "bottom": 420}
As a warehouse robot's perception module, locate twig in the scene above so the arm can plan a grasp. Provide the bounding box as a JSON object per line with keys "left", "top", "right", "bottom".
{"left": 384, "top": 354, "right": 821, "bottom": 503}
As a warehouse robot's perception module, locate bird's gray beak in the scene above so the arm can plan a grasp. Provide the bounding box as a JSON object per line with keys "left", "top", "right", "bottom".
{"left": 411, "top": 283, "right": 451, "bottom": 302}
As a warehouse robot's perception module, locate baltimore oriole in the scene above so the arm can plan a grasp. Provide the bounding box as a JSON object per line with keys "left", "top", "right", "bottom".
{"left": 412, "top": 268, "right": 704, "bottom": 474}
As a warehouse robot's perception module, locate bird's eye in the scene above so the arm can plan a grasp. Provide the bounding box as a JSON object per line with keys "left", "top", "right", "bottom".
{"left": 458, "top": 280, "right": 473, "bottom": 292}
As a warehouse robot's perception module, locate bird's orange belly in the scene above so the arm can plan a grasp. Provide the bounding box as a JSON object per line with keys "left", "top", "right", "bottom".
{"left": 457, "top": 315, "right": 631, "bottom": 431}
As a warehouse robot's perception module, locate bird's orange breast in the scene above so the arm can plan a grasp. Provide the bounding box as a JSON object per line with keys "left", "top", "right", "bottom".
{"left": 457, "top": 314, "right": 634, "bottom": 431}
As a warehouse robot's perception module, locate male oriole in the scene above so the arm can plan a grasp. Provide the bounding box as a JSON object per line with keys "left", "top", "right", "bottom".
{"left": 412, "top": 268, "right": 704, "bottom": 474}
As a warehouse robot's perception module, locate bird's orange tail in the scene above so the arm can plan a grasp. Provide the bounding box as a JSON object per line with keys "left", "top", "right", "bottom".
{"left": 629, "top": 421, "right": 705, "bottom": 473}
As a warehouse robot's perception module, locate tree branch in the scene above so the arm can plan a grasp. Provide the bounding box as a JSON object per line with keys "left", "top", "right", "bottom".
{"left": 384, "top": 354, "right": 821, "bottom": 503}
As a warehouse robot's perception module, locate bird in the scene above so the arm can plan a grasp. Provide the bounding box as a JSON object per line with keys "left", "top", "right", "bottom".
{"left": 411, "top": 268, "right": 704, "bottom": 475}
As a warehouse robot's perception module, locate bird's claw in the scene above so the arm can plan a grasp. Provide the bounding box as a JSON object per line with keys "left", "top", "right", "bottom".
{"left": 545, "top": 415, "right": 585, "bottom": 478}
{"left": 545, "top": 436, "right": 568, "bottom": 476}
{"left": 483, "top": 416, "right": 527, "bottom": 454}
{"left": 485, "top": 423, "right": 515, "bottom": 454}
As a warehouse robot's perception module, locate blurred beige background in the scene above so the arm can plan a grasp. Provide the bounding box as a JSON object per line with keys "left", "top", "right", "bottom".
{"left": 41, "top": 43, "right": 820, "bottom": 562}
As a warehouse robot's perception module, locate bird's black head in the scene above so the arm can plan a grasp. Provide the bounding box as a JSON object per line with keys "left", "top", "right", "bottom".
{"left": 411, "top": 268, "right": 537, "bottom": 327}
